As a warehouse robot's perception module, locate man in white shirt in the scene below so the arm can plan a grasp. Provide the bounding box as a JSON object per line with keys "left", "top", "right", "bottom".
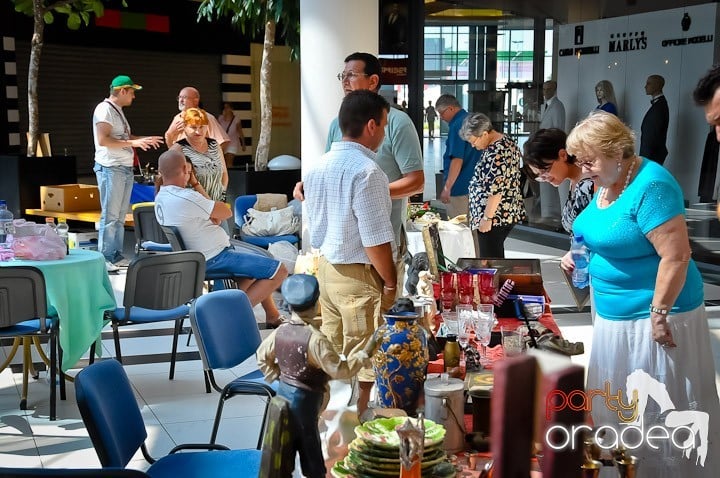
{"left": 92, "top": 75, "right": 163, "bottom": 271}
{"left": 539, "top": 80, "right": 565, "bottom": 131}
{"left": 304, "top": 90, "right": 397, "bottom": 416}
{"left": 154, "top": 149, "right": 287, "bottom": 317}
{"left": 538, "top": 80, "right": 568, "bottom": 220}
{"left": 164, "top": 86, "right": 229, "bottom": 149}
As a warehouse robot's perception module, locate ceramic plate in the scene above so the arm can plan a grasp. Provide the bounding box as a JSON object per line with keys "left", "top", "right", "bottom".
{"left": 354, "top": 417, "right": 446, "bottom": 448}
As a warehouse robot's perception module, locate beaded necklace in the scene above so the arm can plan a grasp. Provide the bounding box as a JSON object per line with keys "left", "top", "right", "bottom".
{"left": 597, "top": 157, "right": 637, "bottom": 208}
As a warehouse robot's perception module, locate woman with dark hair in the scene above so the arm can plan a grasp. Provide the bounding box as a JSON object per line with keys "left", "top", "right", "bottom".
{"left": 460, "top": 112, "right": 525, "bottom": 257}
{"left": 523, "top": 128, "right": 594, "bottom": 234}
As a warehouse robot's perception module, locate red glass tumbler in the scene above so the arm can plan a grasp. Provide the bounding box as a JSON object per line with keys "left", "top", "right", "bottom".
{"left": 458, "top": 271, "right": 474, "bottom": 305}
{"left": 440, "top": 271, "right": 456, "bottom": 311}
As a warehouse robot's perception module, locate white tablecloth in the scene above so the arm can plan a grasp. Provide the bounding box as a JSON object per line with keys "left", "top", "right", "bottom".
{"left": 406, "top": 223, "right": 476, "bottom": 264}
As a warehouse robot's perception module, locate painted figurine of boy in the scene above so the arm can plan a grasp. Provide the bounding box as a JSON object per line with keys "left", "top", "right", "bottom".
{"left": 257, "top": 274, "right": 371, "bottom": 478}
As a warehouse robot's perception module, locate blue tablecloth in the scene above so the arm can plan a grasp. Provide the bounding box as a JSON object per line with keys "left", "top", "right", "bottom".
{"left": 0, "top": 249, "right": 117, "bottom": 371}
{"left": 131, "top": 183, "right": 155, "bottom": 204}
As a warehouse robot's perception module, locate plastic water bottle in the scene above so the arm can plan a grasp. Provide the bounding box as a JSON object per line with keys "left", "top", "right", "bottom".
{"left": 0, "top": 200, "right": 15, "bottom": 261}
{"left": 571, "top": 234, "right": 590, "bottom": 289}
{"left": 45, "top": 217, "right": 57, "bottom": 233}
{"left": 56, "top": 217, "right": 69, "bottom": 254}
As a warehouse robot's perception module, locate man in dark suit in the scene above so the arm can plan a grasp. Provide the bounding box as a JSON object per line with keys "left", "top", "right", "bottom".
{"left": 640, "top": 75, "right": 669, "bottom": 165}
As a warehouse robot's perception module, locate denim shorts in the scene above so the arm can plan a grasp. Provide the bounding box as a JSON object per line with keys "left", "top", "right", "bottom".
{"left": 206, "top": 246, "right": 282, "bottom": 280}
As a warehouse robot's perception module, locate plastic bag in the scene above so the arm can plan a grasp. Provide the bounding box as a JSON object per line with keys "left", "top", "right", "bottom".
{"left": 268, "top": 240, "right": 299, "bottom": 273}
{"left": 241, "top": 206, "right": 299, "bottom": 236}
{"left": 294, "top": 248, "right": 321, "bottom": 276}
{"left": 12, "top": 220, "right": 67, "bottom": 261}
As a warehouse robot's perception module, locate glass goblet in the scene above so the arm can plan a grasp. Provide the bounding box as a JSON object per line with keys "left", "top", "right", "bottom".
{"left": 473, "top": 315, "right": 493, "bottom": 366}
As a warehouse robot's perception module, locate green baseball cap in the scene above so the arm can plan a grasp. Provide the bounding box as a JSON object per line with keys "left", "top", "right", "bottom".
{"left": 110, "top": 75, "right": 142, "bottom": 90}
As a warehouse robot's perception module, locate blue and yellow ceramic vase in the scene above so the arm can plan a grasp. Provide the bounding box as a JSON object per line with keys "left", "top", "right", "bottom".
{"left": 372, "top": 312, "right": 429, "bottom": 413}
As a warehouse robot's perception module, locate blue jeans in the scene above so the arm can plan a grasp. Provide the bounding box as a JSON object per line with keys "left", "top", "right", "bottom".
{"left": 94, "top": 163, "right": 133, "bottom": 262}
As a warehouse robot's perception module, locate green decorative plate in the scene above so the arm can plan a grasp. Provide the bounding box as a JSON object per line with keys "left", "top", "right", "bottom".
{"left": 349, "top": 438, "right": 444, "bottom": 459}
{"left": 348, "top": 442, "right": 445, "bottom": 464}
{"left": 332, "top": 457, "right": 453, "bottom": 478}
{"left": 354, "top": 417, "right": 446, "bottom": 448}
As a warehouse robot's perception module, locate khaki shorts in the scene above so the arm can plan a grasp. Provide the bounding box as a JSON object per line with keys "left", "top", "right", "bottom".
{"left": 317, "top": 257, "right": 394, "bottom": 382}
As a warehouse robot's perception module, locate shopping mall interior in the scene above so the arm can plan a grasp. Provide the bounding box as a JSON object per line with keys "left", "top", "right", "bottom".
{"left": 2, "top": 0, "right": 720, "bottom": 475}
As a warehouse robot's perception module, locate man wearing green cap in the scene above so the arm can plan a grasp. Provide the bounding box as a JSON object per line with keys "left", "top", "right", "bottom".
{"left": 92, "top": 75, "right": 163, "bottom": 271}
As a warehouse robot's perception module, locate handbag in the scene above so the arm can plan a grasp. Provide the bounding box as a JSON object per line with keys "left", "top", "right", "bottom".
{"left": 241, "top": 206, "right": 299, "bottom": 236}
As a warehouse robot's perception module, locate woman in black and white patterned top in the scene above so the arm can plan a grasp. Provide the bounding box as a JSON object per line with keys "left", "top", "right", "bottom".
{"left": 173, "top": 107, "right": 228, "bottom": 203}
{"left": 523, "top": 128, "right": 594, "bottom": 235}
{"left": 460, "top": 112, "right": 526, "bottom": 258}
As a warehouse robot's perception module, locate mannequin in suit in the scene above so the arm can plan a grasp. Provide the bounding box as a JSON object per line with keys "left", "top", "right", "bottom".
{"left": 539, "top": 80, "right": 565, "bottom": 131}
{"left": 640, "top": 75, "right": 670, "bottom": 165}
{"left": 539, "top": 80, "right": 568, "bottom": 221}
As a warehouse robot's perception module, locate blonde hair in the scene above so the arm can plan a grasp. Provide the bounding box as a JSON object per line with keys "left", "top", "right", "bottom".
{"left": 181, "top": 107, "right": 209, "bottom": 126}
{"left": 566, "top": 111, "right": 636, "bottom": 160}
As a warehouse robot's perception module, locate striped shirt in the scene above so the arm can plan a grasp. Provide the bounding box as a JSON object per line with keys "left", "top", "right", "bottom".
{"left": 305, "top": 141, "right": 395, "bottom": 264}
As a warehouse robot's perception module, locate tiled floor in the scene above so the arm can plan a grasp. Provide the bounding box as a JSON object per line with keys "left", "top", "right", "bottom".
{"left": 3, "top": 236, "right": 720, "bottom": 473}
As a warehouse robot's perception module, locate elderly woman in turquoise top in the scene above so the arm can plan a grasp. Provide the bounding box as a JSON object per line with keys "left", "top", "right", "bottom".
{"left": 562, "top": 112, "right": 719, "bottom": 477}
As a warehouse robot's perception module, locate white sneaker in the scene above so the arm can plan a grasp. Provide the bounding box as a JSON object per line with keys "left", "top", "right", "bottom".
{"left": 114, "top": 257, "right": 131, "bottom": 268}
{"left": 105, "top": 261, "right": 120, "bottom": 273}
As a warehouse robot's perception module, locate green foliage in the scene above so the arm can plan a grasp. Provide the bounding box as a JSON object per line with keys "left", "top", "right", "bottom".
{"left": 197, "top": 0, "right": 300, "bottom": 60}
{"left": 11, "top": 0, "right": 111, "bottom": 30}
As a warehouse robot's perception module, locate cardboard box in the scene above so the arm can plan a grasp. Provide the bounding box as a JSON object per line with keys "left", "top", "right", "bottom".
{"left": 41, "top": 184, "right": 100, "bottom": 212}
{"left": 68, "top": 231, "right": 98, "bottom": 250}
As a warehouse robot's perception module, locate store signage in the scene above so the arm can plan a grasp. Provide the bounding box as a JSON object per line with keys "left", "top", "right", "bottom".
{"left": 662, "top": 34, "right": 714, "bottom": 47}
{"left": 380, "top": 58, "right": 408, "bottom": 85}
{"left": 608, "top": 31, "right": 647, "bottom": 52}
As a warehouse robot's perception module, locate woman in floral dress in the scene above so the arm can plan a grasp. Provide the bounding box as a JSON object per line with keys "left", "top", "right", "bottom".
{"left": 459, "top": 113, "right": 526, "bottom": 257}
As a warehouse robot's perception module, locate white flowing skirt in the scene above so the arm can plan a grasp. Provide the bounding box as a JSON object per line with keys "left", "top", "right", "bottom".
{"left": 588, "top": 306, "right": 720, "bottom": 478}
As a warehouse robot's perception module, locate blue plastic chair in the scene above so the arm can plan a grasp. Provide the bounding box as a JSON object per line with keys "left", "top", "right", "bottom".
{"left": 234, "top": 195, "right": 299, "bottom": 248}
{"left": 110, "top": 251, "right": 205, "bottom": 380}
{"left": 0, "top": 468, "right": 149, "bottom": 477}
{"left": 75, "top": 359, "right": 272, "bottom": 478}
{"left": 0, "top": 266, "right": 62, "bottom": 420}
{"left": 189, "top": 289, "right": 277, "bottom": 447}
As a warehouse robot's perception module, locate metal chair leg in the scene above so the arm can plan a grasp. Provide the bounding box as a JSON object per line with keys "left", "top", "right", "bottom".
{"left": 58, "top": 342, "right": 66, "bottom": 401}
{"left": 112, "top": 322, "right": 123, "bottom": 363}
{"left": 169, "top": 318, "right": 183, "bottom": 380}
{"left": 20, "top": 337, "right": 31, "bottom": 410}
{"left": 203, "top": 370, "right": 211, "bottom": 394}
{"left": 49, "top": 332, "right": 57, "bottom": 421}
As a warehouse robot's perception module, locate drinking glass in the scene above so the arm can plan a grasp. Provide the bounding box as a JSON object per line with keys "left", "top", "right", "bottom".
{"left": 440, "top": 271, "right": 456, "bottom": 311}
{"left": 441, "top": 311, "right": 458, "bottom": 337}
{"left": 456, "top": 306, "right": 473, "bottom": 350}
{"left": 501, "top": 326, "right": 523, "bottom": 357}
{"left": 458, "top": 271, "right": 474, "bottom": 305}
{"left": 473, "top": 312, "right": 493, "bottom": 366}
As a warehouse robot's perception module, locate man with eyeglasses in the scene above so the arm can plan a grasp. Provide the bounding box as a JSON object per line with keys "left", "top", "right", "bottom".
{"left": 92, "top": 75, "right": 163, "bottom": 272}
{"left": 164, "top": 86, "right": 229, "bottom": 149}
{"left": 435, "top": 94, "right": 481, "bottom": 255}
{"left": 295, "top": 52, "right": 424, "bottom": 294}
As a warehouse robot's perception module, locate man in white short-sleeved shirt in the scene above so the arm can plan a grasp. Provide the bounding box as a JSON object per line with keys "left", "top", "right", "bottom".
{"left": 92, "top": 75, "right": 163, "bottom": 271}
{"left": 154, "top": 149, "right": 287, "bottom": 318}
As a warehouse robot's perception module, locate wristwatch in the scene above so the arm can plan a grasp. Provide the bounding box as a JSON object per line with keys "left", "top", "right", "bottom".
{"left": 482, "top": 215, "right": 493, "bottom": 222}
{"left": 649, "top": 305, "right": 669, "bottom": 315}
